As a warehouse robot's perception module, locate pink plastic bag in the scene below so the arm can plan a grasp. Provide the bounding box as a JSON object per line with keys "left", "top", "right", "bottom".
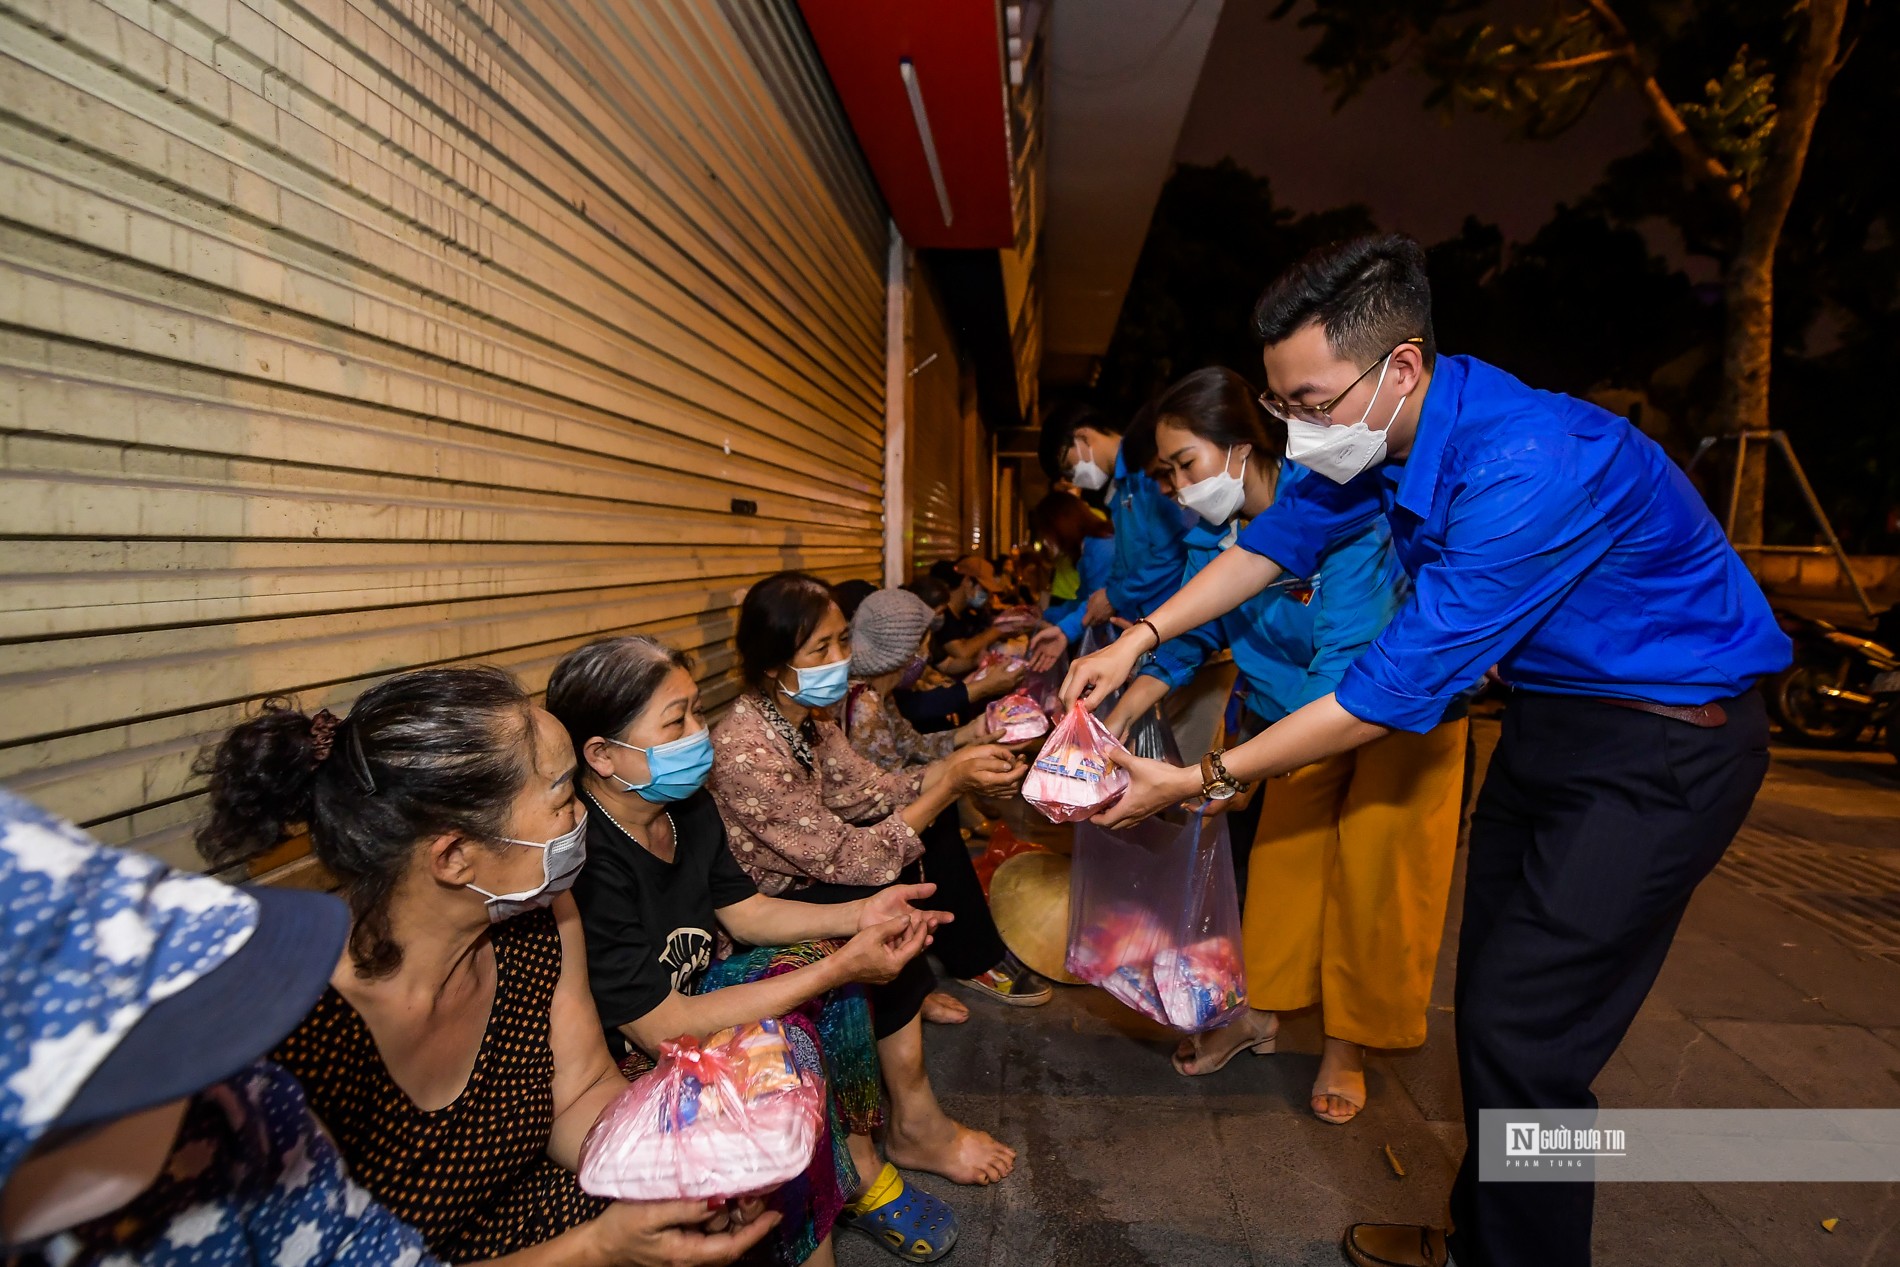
{"left": 1064, "top": 812, "right": 1248, "bottom": 1032}
{"left": 577, "top": 1018, "right": 823, "bottom": 1201}
{"left": 1022, "top": 703, "right": 1130, "bottom": 824}
{"left": 991, "top": 604, "right": 1042, "bottom": 633}
{"left": 985, "top": 692, "right": 1050, "bottom": 743}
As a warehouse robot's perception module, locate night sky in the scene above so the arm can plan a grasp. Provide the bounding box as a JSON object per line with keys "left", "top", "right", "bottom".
{"left": 1174, "top": 0, "right": 1654, "bottom": 250}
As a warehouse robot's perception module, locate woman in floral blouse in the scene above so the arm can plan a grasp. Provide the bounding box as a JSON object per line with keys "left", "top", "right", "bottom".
{"left": 710, "top": 572, "right": 1025, "bottom": 1188}
{"left": 841, "top": 587, "right": 1054, "bottom": 1016}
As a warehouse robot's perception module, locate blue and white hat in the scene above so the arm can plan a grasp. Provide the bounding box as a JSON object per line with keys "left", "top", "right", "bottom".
{"left": 0, "top": 789, "right": 348, "bottom": 1182}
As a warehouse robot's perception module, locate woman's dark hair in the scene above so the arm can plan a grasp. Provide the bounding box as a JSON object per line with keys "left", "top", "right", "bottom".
{"left": 905, "top": 576, "right": 951, "bottom": 609}
{"left": 194, "top": 666, "right": 534, "bottom": 978}
{"left": 1152, "top": 367, "right": 1287, "bottom": 464}
{"left": 737, "top": 571, "right": 839, "bottom": 688}
{"left": 1251, "top": 233, "right": 1437, "bottom": 367}
{"left": 1032, "top": 490, "right": 1114, "bottom": 561}
{"left": 831, "top": 578, "right": 878, "bottom": 622}
{"left": 545, "top": 636, "right": 696, "bottom": 758}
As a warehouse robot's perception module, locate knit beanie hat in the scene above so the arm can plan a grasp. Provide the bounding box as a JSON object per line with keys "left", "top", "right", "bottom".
{"left": 851, "top": 588, "right": 935, "bottom": 677}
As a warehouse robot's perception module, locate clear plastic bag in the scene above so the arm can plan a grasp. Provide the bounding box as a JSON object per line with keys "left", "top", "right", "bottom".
{"left": 1022, "top": 702, "right": 1130, "bottom": 823}
{"left": 577, "top": 1018, "right": 824, "bottom": 1201}
{"left": 1064, "top": 811, "right": 1248, "bottom": 1032}
{"left": 1123, "top": 701, "right": 1184, "bottom": 765}
{"left": 985, "top": 692, "right": 1050, "bottom": 743}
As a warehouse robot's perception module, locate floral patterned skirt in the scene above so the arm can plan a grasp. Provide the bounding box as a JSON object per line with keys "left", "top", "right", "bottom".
{"left": 616, "top": 940, "right": 882, "bottom": 1266}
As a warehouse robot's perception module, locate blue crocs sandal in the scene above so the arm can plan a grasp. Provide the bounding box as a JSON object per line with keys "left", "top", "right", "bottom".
{"left": 839, "top": 1164, "right": 959, "bottom": 1263}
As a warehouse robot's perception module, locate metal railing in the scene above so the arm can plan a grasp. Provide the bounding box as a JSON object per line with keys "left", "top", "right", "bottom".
{"left": 1686, "top": 430, "right": 1876, "bottom": 617}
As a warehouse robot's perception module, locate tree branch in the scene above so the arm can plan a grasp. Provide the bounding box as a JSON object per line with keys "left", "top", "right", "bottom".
{"left": 1580, "top": 0, "right": 1747, "bottom": 209}
{"left": 1529, "top": 49, "right": 1620, "bottom": 73}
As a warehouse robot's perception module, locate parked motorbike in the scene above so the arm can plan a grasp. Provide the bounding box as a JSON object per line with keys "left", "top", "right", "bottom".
{"left": 1764, "top": 604, "right": 1900, "bottom": 757}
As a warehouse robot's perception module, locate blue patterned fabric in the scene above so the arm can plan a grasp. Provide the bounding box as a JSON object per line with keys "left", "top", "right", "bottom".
{"left": 37, "top": 1063, "right": 439, "bottom": 1267}
{"left": 1, "top": 790, "right": 258, "bottom": 1179}
{"left": 0, "top": 790, "right": 439, "bottom": 1266}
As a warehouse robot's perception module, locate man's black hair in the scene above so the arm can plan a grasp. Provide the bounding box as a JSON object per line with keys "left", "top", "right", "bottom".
{"left": 1251, "top": 234, "right": 1437, "bottom": 369}
{"left": 1119, "top": 397, "right": 1161, "bottom": 474}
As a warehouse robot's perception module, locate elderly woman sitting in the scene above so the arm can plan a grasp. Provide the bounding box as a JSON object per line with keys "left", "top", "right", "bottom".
{"left": 842, "top": 586, "right": 1053, "bottom": 1014}
{"left": 546, "top": 635, "right": 960, "bottom": 1265}
{"left": 193, "top": 667, "right": 774, "bottom": 1266}
{"left": 710, "top": 572, "right": 1024, "bottom": 1187}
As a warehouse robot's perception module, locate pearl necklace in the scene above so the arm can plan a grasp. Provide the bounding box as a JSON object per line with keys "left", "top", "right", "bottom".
{"left": 585, "top": 790, "right": 674, "bottom": 854}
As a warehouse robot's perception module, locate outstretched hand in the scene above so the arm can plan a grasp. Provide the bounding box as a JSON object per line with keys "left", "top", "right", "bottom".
{"left": 858, "top": 882, "right": 950, "bottom": 930}
{"left": 1060, "top": 633, "right": 1143, "bottom": 712}
{"left": 1090, "top": 745, "right": 1202, "bottom": 829}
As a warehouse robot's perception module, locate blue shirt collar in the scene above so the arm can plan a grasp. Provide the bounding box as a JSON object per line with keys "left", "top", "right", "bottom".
{"left": 1113, "top": 446, "right": 1128, "bottom": 483}
{"left": 1392, "top": 354, "right": 1464, "bottom": 518}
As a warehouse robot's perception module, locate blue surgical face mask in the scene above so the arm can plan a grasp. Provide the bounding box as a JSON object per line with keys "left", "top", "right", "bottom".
{"left": 605, "top": 726, "right": 714, "bottom": 803}
{"left": 780, "top": 657, "right": 851, "bottom": 709}
{"left": 968, "top": 584, "right": 989, "bottom": 609}
{"left": 468, "top": 812, "right": 588, "bottom": 923}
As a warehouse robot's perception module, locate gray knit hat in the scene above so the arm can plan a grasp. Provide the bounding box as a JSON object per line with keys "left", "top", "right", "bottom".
{"left": 851, "top": 587, "right": 936, "bottom": 677}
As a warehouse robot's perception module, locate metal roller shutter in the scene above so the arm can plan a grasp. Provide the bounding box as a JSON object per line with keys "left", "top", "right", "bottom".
{"left": 0, "top": 0, "right": 888, "bottom": 872}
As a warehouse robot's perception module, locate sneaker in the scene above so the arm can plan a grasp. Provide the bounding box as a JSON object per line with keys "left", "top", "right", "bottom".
{"left": 958, "top": 953, "right": 1054, "bottom": 1007}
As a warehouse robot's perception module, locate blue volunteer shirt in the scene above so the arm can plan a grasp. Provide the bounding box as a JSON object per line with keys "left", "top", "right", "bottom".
{"left": 1145, "top": 460, "right": 1403, "bottom": 724}
{"left": 1104, "top": 449, "right": 1192, "bottom": 621}
{"left": 1238, "top": 355, "right": 1791, "bottom": 733}
{"left": 1044, "top": 534, "right": 1117, "bottom": 642}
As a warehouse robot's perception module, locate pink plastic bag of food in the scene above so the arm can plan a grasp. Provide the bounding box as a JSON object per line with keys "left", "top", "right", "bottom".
{"left": 991, "top": 604, "right": 1042, "bottom": 633}
{"left": 985, "top": 692, "right": 1050, "bottom": 743}
{"left": 1064, "top": 811, "right": 1248, "bottom": 1032}
{"left": 578, "top": 1018, "right": 823, "bottom": 1201}
{"left": 1022, "top": 703, "right": 1130, "bottom": 824}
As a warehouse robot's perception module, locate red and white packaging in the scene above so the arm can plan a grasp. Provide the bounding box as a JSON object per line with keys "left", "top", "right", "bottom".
{"left": 985, "top": 693, "right": 1050, "bottom": 743}
{"left": 1022, "top": 703, "right": 1131, "bottom": 824}
{"left": 577, "top": 1019, "right": 822, "bottom": 1201}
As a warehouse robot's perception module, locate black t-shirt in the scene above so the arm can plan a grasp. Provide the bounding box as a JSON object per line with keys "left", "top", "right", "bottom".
{"left": 571, "top": 789, "right": 757, "bottom": 1057}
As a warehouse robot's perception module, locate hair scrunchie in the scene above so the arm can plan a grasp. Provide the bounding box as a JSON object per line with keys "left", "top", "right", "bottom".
{"left": 308, "top": 709, "right": 343, "bottom": 766}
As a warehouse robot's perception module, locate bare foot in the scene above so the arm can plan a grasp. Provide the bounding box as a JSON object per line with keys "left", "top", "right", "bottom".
{"left": 884, "top": 1117, "right": 1017, "bottom": 1186}
{"left": 1310, "top": 1036, "right": 1366, "bottom": 1124}
{"left": 921, "top": 991, "right": 969, "bottom": 1025}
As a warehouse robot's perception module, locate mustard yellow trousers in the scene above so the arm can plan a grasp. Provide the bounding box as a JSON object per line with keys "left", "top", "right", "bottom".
{"left": 1242, "top": 718, "right": 1467, "bottom": 1049}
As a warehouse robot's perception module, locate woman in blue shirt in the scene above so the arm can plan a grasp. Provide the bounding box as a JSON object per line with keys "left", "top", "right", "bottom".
{"left": 1100, "top": 368, "right": 1467, "bottom": 1126}
{"left": 1032, "top": 492, "right": 1116, "bottom": 646}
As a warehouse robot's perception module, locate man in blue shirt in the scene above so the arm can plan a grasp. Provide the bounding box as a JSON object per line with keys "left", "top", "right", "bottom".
{"left": 1030, "top": 406, "right": 1191, "bottom": 668}
{"left": 1064, "top": 236, "right": 1789, "bottom": 1267}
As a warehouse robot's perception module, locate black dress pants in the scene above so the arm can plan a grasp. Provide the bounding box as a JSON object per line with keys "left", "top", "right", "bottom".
{"left": 1445, "top": 691, "right": 1769, "bottom": 1267}
{"left": 783, "top": 808, "right": 1007, "bottom": 1038}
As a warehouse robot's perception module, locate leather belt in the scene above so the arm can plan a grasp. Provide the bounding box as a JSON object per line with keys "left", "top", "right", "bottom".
{"left": 1598, "top": 697, "right": 1729, "bottom": 728}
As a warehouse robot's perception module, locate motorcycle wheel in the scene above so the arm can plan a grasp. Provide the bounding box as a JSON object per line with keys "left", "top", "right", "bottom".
{"left": 1774, "top": 665, "right": 1865, "bottom": 746}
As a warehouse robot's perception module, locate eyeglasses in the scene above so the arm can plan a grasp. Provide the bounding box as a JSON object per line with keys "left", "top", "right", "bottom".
{"left": 1257, "top": 337, "right": 1424, "bottom": 427}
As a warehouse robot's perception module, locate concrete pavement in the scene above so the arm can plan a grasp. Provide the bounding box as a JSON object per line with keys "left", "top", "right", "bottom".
{"left": 841, "top": 713, "right": 1900, "bottom": 1266}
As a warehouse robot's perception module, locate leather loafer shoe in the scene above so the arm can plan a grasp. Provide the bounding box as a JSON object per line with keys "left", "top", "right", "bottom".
{"left": 1341, "top": 1222, "right": 1452, "bottom": 1267}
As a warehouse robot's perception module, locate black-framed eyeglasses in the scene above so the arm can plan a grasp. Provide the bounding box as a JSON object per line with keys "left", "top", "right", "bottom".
{"left": 1257, "top": 337, "right": 1424, "bottom": 427}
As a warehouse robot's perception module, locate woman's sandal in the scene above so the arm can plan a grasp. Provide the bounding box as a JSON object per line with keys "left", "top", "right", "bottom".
{"left": 1171, "top": 1013, "right": 1279, "bottom": 1076}
{"left": 1310, "top": 1065, "right": 1367, "bottom": 1125}
{"left": 840, "top": 1165, "right": 960, "bottom": 1263}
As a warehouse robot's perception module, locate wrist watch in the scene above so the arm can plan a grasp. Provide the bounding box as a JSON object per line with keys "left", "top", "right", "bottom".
{"left": 1199, "top": 749, "right": 1244, "bottom": 801}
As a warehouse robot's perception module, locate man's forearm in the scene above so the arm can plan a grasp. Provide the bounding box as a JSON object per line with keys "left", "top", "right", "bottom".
{"left": 1220, "top": 694, "right": 1387, "bottom": 784}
